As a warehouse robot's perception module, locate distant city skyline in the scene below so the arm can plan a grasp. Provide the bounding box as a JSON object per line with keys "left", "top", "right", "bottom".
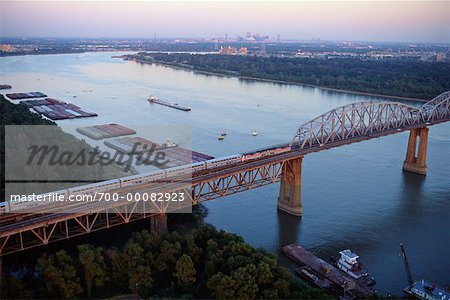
{"left": 1, "top": 1, "right": 449, "bottom": 43}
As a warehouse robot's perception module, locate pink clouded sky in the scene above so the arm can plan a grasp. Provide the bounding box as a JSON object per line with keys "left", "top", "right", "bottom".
{"left": 1, "top": 1, "right": 449, "bottom": 43}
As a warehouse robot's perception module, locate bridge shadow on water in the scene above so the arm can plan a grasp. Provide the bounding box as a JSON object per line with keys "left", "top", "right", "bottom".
{"left": 277, "top": 209, "right": 302, "bottom": 247}
{"left": 275, "top": 209, "right": 302, "bottom": 265}
{"left": 399, "top": 171, "right": 426, "bottom": 214}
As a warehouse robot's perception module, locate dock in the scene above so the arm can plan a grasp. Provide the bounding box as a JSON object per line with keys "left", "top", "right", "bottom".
{"left": 282, "top": 244, "right": 375, "bottom": 299}
{"left": 147, "top": 96, "right": 191, "bottom": 111}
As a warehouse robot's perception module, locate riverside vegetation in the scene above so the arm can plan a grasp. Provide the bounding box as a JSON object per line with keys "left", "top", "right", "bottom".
{"left": 129, "top": 52, "right": 450, "bottom": 100}
{"left": 1, "top": 207, "right": 331, "bottom": 299}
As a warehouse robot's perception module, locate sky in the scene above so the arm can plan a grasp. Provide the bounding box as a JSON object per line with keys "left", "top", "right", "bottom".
{"left": 1, "top": 1, "right": 449, "bottom": 43}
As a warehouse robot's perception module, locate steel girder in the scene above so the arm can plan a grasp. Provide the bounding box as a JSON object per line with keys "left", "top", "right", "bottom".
{"left": 421, "top": 91, "right": 450, "bottom": 121}
{"left": 192, "top": 159, "right": 289, "bottom": 203}
{"left": 290, "top": 91, "right": 450, "bottom": 148}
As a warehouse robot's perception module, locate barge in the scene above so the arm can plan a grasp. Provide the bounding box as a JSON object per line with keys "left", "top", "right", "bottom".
{"left": 77, "top": 124, "right": 136, "bottom": 140}
{"left": 404, "top": 279, "right": 450, "bottom": 300}
{"left": 295, "top": 266, "right": 342, "bottom": 295}
{"left": 6, "top": 91, "right": 47, "bottom": 99}
{"left": 147, "top": 95, "right": 191, "bottom": 111}
{"left": 20, "top": 98, "right": 97, "bottom": 120}
{"left": 282, "top": 244, "right": 376, "bottom": 299}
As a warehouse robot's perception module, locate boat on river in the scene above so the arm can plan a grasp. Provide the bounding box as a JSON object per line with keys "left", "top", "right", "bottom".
{"left": 332, "top": 249, "right": 376, "bottom": 286}
{"left": 404, "top": 279, "right": 450, "bottom": 300}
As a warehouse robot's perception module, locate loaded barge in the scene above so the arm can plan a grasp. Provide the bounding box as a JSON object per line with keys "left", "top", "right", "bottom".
{"left": 282, "top": 244, "right": 376, "bottom": 299}
{"left": 148, "top": 95, "right": 191, "bottom": 111}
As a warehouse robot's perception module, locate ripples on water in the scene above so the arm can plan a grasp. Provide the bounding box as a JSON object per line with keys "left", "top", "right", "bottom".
{"left": 1, "top": 52, "right": 449, "bottom": 294}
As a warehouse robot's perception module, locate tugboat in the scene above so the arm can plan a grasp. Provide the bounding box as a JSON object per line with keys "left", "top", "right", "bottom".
{"left": 333, "top": 249, "right": 376, "bottom": 286}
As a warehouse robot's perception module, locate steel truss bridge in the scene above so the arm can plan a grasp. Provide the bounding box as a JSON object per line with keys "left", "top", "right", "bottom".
{"left": 1, "top": 91, "right": 449, "bottom": 256}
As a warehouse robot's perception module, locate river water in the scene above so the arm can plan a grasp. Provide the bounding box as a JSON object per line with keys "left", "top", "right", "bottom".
{"left": 1, "top": 52, "right": 449, "bottom": 295}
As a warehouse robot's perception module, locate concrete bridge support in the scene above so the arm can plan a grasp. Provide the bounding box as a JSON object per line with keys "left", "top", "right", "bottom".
{"left": 403, "top": 127, "right": 429, "bottom": 175}
{"left": 278, "top": 157, "right": 303, "bottom": 216}
{"left": 151, "top": 214, "right": 168, "bottom": 233}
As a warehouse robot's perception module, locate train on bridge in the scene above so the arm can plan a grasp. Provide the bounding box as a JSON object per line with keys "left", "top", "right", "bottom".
{"left": 0, "top": 143, "right": 291, "bottom": 214}
{"left": 2, "top": 90, "right": 449, "bottom": 215}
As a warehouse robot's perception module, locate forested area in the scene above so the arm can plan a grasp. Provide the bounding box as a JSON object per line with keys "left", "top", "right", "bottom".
{"left": 1, "top": 210, "right": 329, "bottom": 299}
{"left": 134, "top": 53, "right": 450, "bottom": 100}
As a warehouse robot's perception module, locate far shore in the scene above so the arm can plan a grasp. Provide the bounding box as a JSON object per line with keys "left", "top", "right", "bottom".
{"left": 126, "top": 57, "right": 428, "bottom": 103}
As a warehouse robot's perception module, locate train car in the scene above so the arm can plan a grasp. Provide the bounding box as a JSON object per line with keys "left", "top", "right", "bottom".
{"left": 0, "top": 202, "right": 7, "bottom": 214}
{"left": 191, "top": 161, "right": 207, "bottom": 173}
{"left": 205, "top": 154, "right": 242, "bottom": 169}
{"left": 120, "top": 169, "right": 166, "bottom": 188}
{"left": 67, "top": 179, "right": 120, "bottom": 196}
{"left": 165, "top": 164, "right": 195, "bottom": 179}
{"left": 242, "top": 144, "right": 290, "bottom": 162}
{"left": 164, "top": 161, "right": 207, "bottom": 181}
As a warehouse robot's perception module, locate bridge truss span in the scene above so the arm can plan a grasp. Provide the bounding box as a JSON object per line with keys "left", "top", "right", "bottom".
{"left": 421, "top": 91, "right": 450, "bottom": 121}
{"left": 290, "top": 91, "right": 450, "bottom": 149}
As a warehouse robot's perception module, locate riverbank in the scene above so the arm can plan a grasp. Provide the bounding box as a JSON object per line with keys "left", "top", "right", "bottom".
{"left": 127, "top": 57, "right": 429, "bottom": 103}
{"left": 1, "top": 203, "right": 331, "bottom": 299}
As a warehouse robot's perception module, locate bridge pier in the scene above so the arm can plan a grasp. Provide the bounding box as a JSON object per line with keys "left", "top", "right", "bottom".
{"left": 403, "top": 127, "right": 428, "bottom": 175}
{"left": 151, "top": 214, "right": 168, "bottom": 233}
{"left": 278, "top": 157, "right": 303, "bottom": 216}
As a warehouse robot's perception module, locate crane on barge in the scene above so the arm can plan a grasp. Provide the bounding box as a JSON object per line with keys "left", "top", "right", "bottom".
{"left": 400, "top": 243, "right": 450, "bottom": 300}
{"left": 400, "top": 242, "right": 414, "bottom": 286}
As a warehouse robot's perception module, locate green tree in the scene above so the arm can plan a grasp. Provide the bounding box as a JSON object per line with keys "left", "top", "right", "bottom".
{"left": 231, "top": 266, "right": 259, "bottom": 300}
{"left": 77, "top": 244, "right": 108, "bottom": 297}
{"left": 129, "top": 265, "right": 153, "bottom": 297}
{"left": 174, "top": 254, "right": 196, "bottom": 288}
{"left": 207, "top": 272, "right": 237, "bottom": 299}
{"left": 37, "top": 250, "right": 82, "bottom": 299}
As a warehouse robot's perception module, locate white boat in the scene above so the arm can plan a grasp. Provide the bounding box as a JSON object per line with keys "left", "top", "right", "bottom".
{"left": 334, "top": 249, "right": 376, "bottom": 285}
{"left": 161, "top": 138, "right": 177, "bottom": 148}
{"left": 252, "top": 131, "right": 258, "bottom": 136}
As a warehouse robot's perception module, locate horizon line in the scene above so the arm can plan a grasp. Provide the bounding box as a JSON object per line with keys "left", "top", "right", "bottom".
{"left": 1, "top": 36, "right": 449, "bottom": 46}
